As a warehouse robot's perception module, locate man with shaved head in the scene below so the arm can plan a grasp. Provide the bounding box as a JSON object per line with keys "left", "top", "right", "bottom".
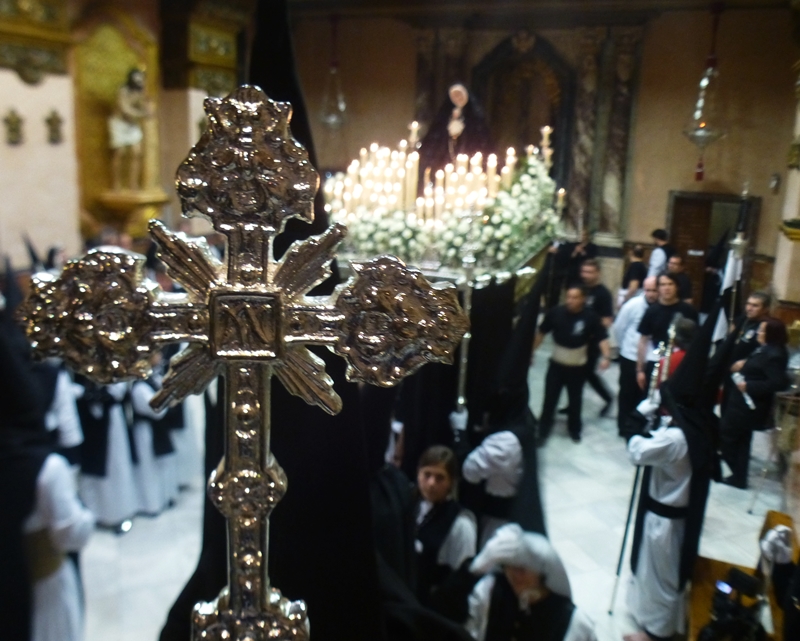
{"left": 612, "top": 277, "right": 658, "bottom": 436}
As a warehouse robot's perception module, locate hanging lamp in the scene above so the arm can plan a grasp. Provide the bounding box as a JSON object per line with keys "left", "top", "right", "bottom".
{"left": 683, "top": 2, "right": 727, "bottom": 180}
{"left": 320, "top": 15, "right": 347, "bottom": 129}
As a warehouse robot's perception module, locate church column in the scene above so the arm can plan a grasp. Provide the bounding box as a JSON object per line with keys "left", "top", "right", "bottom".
{"left": 412, "top": 29, "right": 436, "bottom": 128}
{"left": 567, "top": 27, "right": 607, "bottom": 233}
{"left": 772, "top": 59, "right": 800, "bottom": 305}
{"left": 599, "top": 26, "right": 642, "bottom": 239}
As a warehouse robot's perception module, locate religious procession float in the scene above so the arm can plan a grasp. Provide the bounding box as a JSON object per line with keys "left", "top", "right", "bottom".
{"left": 322, "top": 125, "right": 566, "bottom": 280}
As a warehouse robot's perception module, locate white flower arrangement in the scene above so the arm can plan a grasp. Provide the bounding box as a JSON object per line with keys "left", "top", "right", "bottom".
{"left": 325, "top": 153, "right": 559, "bottom": 274}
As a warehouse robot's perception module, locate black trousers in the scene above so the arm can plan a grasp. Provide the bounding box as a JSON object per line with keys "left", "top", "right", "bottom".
{"left": 719, "top": 415, "right": 754, "bottom": 488}
{"left": 586, "top": 347, "right": 612, "bottom": 406}
{"left": 540, "top": 360, "right": 587, "bottom": 439}
{"left": 617, "top": 357, "right": 645, "bottom": 434}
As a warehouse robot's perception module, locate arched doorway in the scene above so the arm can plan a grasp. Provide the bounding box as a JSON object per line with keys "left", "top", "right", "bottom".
{"left": 472, "top": 32, "right": 575, "bottom": 188}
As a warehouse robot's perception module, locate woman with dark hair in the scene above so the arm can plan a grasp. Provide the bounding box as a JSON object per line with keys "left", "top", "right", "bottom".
{"left": 417, "top": 84, "right": 494, "bottom": 181}
{"left": 720, "top": 316, "right": 790, "bottom": 488}
{"left": 415, "top": 445, "right": 477, "bottom": 608}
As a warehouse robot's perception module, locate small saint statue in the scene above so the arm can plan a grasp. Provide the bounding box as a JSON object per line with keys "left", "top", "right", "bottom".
{"left": 108, "top": 67, "right": 153, "bottom": 191}
{"left": 4, "top": 109, "right": 23, "bottom": 145}
{"left": 45, "top": 110, "right": 63, "bottom": 145}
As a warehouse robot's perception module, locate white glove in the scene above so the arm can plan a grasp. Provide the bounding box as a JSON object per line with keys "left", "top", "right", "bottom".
{"left": 760, "top": 525, "right": 794, "bottom": 564}
{"left": 636, "top": 395, "right": 659, "bottom": 419}
{"left": 449, "top": 409, "right": 468, "bottom": 432}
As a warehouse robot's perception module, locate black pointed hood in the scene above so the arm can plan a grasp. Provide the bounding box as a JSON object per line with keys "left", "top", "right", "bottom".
{"left": 705, "top": 230, "right": 729, "bottom": 270}
{"left": 23, "top": 235, "right": 43, "bottom": 273}
{"left": 488, "top": 254, "right": 550, "bottom": 428}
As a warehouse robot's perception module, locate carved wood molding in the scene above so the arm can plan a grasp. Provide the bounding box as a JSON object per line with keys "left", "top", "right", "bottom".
{"left": 161, "top": 0, "right": 256, "bottom": 96}
{"left": 0, "top": 0, "right": 69, "bottom": 84}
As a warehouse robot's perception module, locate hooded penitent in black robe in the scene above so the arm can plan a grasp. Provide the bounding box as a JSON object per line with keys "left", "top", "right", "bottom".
{"left": 460, "top": 256, "right": 551, "bottom": 538}
{"left": 0, "top": 310, "right": 51, "bottom": 641}
{"left": 397, "top": 277, "right": 518, "bottom": 480}
{"left": 630, "top": 298, "right": 721, "bottom": 590}
{"left": 160, "top": 2, "right": 383, "bottom": 640}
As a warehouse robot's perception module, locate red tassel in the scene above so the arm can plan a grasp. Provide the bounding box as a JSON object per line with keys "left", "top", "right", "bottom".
{"left": 695, "top": 156, "right": 704, "bottom": 181}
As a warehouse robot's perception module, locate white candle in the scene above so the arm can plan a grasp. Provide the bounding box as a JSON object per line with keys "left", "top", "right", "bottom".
{"left": 486, "top": 154, "right": 497, "bottom": 197}
{"left": 416, "top": 196, "right": 424, "bottom": 219}
{"left": 506, "top": 147, "right": 517, "bottom": 174}
{"left": 397, "top": 168, "right": 406, "bottom": 210}
{"left": 556, "top": 188, "right": 566, "bottom": 212}
{"left": 434, "top": 188, "right": 444, "bottom": 220}
{"left": 540, "top": 126, "right": 552, "bottom": 148}
{"left": 425, "top": 197, "right": 434, "bottom": 220}
{"left": 409, "top": 121, "right": 420, "bottom": 147}
{"left": 501, "top": 165, "right": 511, "bottom": 190}
{"left": 470, "top": 152, "right": 482, "bottom": 174}
{"left": 435, "top": 169, "right": 444, "bottom": 192}
{"left": 543, "top": 147, "right": 554, "bottom": 170}
{"left": 444, "top": 163, "right": 454, "bottom": 192}
{"left": 408, "top": 151, "right": 419, "bottom": 201}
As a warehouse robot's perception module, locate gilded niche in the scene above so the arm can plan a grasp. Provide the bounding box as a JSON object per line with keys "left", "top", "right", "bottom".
{"left": 74, "top": 14, "right": 166, "bottom": 236}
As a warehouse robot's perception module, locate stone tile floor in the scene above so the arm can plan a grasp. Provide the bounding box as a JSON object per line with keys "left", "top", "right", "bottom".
{"left": 83, "top": 340, "right": 785, "bottom": 641}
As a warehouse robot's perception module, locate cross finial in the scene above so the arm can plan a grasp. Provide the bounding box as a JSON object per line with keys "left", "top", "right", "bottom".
{"left": 19, "top": 85, "right": 468, "bottom": 640}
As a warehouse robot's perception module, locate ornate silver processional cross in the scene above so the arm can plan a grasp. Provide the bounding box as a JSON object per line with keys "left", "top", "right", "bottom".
{"left": 20, "top": 86, "right": 469, "bottom": 641}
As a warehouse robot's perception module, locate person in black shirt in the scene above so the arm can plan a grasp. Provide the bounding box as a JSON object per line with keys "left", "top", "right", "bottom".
{"left": 580, "top": 260, "right": 614, "bottom": 415}
{"left": 729, "top": 292, "right": 771, "bottom": 362}
{"left": 711, "top": 292, "right": 772, "bottom": 409}
{"left": 636, "top": 273, "right": 698, "bottom": 390}
{"left": 666, "top": 255, "right": 693, "bottom": 304}
{"left": 719, "top": 318, "right": 789, "bottom": 488}
{"left": 414, "top": 446, "right": 476, "bottom": 607}
{"left": 533, "top": 286, "right": 610, "bottom": 444}
{"left": 565, "top": 230, "right": 598, "bottom": 286}
{"left": 618, "top": 245, "right": 648, "bottom": 309}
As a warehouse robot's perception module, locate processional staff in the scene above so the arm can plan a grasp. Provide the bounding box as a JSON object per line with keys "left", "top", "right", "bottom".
{"left": 609, "top": 319, "right": 679, "bottom": 616}
{"left": 19, "top": 86, "right": 469, "bottom": 641}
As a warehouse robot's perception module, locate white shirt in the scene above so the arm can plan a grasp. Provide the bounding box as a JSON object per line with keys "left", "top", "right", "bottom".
{"left": 465, "top": 574, "right": 597, "bottom": 641}
{"left": 416, "top": 501, "right": 478, "bottom": 569}
{"left": 628, "top": 426, "right": 691, "bottom": 508}
{"left": 612, "top": 294, "right": 650, "bottom": 361}
{"left": 24, "top": 454, "right": 95, "bottom": 545}
{"left": 44, "top": 370, "right": 83, "bottom": 449}
{"left": 24, "top": 454, "right": 95, "bottom": 641}
{"left": 131, "top": 379, "right": 168, "bottom": 422}
{"left": 462, "top": 431, "right": 523, "bottom": 497}
{"left": 648, "top": 246, "right": 668, "bottom": 278}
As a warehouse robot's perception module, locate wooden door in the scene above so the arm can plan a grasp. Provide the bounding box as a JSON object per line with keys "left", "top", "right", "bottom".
{"left": 670, "top": 196, "right": 712, "bottom": 307}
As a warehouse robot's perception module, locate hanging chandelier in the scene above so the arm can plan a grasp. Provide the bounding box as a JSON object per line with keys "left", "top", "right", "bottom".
{"left": 320, "top": 15, "right": 347, "bottom": 129}
{"left": 683, "top": 2, "right": 727, "bottom": 180}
